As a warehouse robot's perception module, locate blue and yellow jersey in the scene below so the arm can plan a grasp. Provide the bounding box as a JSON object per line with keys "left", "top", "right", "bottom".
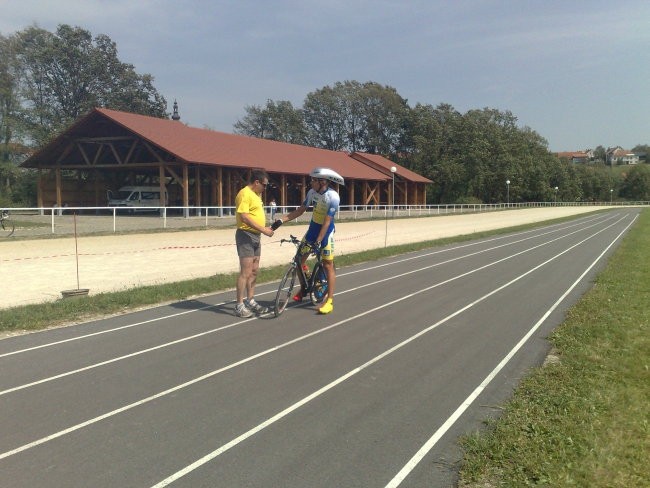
{"left": 303, "top": 187, "right": 339, "bottom": 239}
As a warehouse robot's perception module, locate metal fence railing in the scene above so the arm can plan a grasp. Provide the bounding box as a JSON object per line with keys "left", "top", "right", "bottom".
{"left": 1, "top": 201, "right": 647, "bottom": 238}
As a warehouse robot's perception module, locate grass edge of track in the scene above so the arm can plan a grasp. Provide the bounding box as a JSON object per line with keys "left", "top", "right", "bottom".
{"left": 458, "top": 208, "right": 648, "bottom": 487}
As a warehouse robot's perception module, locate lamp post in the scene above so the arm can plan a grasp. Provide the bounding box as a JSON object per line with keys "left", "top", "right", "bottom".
{"left": 506, "top": 179, "right": 510, "bottom": 207}
{"left": 554, "top": 186, "right": 559, "bottom": 205}
{"left": 385, "top": 166, "right": 397, "bottom": 247}
{"left": 610, "top": 188, "right": 613, "bottom": 204}
{"left": 391, "top": 166, "right": 397, "bottom": 217}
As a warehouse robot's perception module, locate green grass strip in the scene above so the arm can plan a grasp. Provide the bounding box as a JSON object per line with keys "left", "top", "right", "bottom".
{"left": 459, "top": 208, "right": 649, "bottom": 487}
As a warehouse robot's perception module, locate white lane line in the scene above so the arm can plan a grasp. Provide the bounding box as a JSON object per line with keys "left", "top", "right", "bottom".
{"left": 0, "top": 303, "right": 219, "bottom": 359}
{"left": 0, "top": 214, "right": 618, "bottom": 396}
{"left": 148, "top": 214, "right": 633, "bottom": 487}
{"left": 334, "top": 212, "right": 611, "bottom": 279}
{"left": 0, "top": 215, "right": 626, "bottom": 463}
{"left": 0, "top": 212, "right": 610, "bottom": 359}
{"left": 384, "top": 213, "right": 638, "bottom": 487}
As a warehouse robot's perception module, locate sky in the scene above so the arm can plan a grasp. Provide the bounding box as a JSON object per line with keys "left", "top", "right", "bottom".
{"left": 1, "top": 0, "right": 648, "bottom": 152}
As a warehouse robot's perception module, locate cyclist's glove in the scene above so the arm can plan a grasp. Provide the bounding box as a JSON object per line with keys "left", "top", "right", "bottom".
{"left": 271, "top": 219, "right": 283, "bottom": 230}
{"left": 312, "top": 241, "right": 322, "bottom": 253}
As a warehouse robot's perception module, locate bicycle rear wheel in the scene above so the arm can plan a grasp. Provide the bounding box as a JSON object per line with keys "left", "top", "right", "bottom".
{"left": 309, "top": 263, "right": 328, "bottom": 306}
{"left": 274, "top": 265, "right": 297, "bottom": 317}
{"left": 1, "top": 220, "right": 14, "bottom": 238}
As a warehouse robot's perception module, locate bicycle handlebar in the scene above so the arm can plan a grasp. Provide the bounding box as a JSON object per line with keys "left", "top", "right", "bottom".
{"left": 280, "top": 235, "right": 321, "bottom": 256}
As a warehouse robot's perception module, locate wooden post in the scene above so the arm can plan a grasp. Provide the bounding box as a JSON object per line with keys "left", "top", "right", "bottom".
{"left": 55, "top": 167, "right": 62, "bottom": 207}
{"left": 182, "top": 164, "right": 189, "bottom": 217}
{"left": 159, "top": 165, "right": 166, "bottom": 207}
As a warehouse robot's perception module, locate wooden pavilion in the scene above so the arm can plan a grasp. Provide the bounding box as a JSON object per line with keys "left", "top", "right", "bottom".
{"left": 21, "top": 108, "right": 432, "bottom": 210}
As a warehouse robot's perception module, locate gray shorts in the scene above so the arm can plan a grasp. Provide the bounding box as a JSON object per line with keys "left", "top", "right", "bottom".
{"left": 236, "top": 228, "right": 262, "bottom": 258}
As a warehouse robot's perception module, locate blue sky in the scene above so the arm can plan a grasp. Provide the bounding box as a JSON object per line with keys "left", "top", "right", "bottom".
{"left": 1, "top": 0, "right": 648, "bottom": 152}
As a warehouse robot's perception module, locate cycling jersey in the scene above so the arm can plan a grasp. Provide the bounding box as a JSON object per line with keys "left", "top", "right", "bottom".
{"left": 303, "top": 187, "right": 339, "bottom": 255}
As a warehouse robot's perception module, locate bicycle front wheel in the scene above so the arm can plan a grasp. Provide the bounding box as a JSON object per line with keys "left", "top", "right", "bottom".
{"left": 1, "top": 220, "right": 14, "bottom": 238}
{"left": 274, "top": 265, "right": 297, "bottom": 317}
{"left": 309, "top": 263, "right": 328, "bottom": 306}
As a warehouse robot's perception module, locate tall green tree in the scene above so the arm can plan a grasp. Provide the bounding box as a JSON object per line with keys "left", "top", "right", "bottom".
{"left": 289, "top": 80, "right": 409, "bottom": 153}
{"left": 233, "top": 99, "right": 306, "bottom": 144}
{"left": 620, "top": 164, "right": 650, "bottom": 200}
{"left": 302, "top": 84, "right": 349, "bottom": 151}
{"left": 15, "top": 24, "right": 167, "bottom": 146}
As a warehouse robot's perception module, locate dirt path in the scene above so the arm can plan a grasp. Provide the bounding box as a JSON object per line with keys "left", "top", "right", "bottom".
{"left": 0, "top": 207, "right": 607, "bottom": 309}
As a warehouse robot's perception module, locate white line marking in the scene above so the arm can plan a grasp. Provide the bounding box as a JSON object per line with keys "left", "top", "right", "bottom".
{"left": 0, "top": 214, "right": 617, "bottom": 395}
{"left": 0, "top": 215, "right": 627, "bottom": 463}
{"left": 0, "top": 213, "right": 609, "bottom": 358}
{"left": 384, "top": 215, "right": 638, "bottom": 487}
{"left": 147, "top": 216, "right": 632, "bottom": 487}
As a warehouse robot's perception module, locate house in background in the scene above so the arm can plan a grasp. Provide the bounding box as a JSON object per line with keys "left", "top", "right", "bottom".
{"left": 556, "top": 151, "right": 590, "bottom": 164}
{"left": 606, "top": 147, "right": 640, "bottom": 166}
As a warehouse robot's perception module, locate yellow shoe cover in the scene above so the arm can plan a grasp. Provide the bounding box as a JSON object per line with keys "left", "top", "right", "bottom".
{"left": 318, "top": 298, "right": 333, "bottom": 314}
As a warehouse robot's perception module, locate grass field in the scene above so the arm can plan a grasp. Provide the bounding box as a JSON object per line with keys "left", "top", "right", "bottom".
{"left": 459, "top": 209, "right": 649, "bottom": 487}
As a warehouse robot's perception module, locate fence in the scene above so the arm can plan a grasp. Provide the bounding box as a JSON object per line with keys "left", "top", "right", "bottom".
{"left": 2, "top": 201, "right": 647, "bottom": 238}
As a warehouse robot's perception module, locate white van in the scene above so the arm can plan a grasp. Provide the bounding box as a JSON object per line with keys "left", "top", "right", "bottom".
{"left": 107, "top": 186, "right": 167, "bottom": 211}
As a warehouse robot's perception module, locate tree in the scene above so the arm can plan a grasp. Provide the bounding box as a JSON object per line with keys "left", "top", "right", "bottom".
{"left": 620, "top": 164, "right": 650, "bottom": 200}
{"left": 233, "top": 99, "right": 306, "bottom": 144}
{"left": 0, "top": 24, "right": 168, "bottom": 205}
{"left": 15, "top": 24, "right": 167, "bottom": 146}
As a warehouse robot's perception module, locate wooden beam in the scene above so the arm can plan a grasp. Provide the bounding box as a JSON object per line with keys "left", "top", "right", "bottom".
{"left": 55, "top": 167, "right": 62, "bottom": 207}
{"left": 217, "top": 166, "right": 223, "bottom": 207}
{"left": 36, "top": 173, "right": 44, "bottom": 207}
{"left": 194, "top": 166, "right": 201, "bottom": 207}
{"left": 74, "top": 136, "right": 135, "bottom": 142}
{"left": 125, "top": 139, "right": 138, "bottom": 164}
{"left": 92, "top": 143, "right": 104, "bottom": 165}
{"left": 142, "top": 141, "right": 165, "bottom": 163}
{"left": 109, "top": 143, "right": 123, "bottom": 165}
{"left": 159, "top": 165, "right": 166, "bottom": 207}
{"left": 182, "top": 165, "right": 189, "bottom": 208}
{"left": 77, "top": 143, "right": 91, "bottom": 165}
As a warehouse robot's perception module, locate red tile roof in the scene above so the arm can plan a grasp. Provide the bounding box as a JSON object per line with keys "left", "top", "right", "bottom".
{"left": 96, "top": 108, "right": 390, "bottom": 181}
{"left": 350, "top": 152, "right": 432, "bottom": 183}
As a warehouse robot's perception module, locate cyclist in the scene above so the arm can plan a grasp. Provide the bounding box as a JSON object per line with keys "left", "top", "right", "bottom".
{"left": 275, "top": 167, "right": 343, "bottom": 314}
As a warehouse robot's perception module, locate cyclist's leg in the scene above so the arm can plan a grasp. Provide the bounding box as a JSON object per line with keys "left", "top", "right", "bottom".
{"left": 318, "top": 234, "right": 335, "bottom": 314}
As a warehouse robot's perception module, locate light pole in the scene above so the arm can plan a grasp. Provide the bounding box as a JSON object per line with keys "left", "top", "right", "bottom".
{"left": 610, "top": 188, "right": 613, "bottom": 204}
{"left": 385, "top": 166, "right": 397, "bottom": 247}
{"left": 554, "top": 186, "right": 559, "bottom": 205}
{"left": 391, "top": 166, "right": 397, "bottom": 218}
{"left": 506, "top": 179, "right": 510, "bottom": 207}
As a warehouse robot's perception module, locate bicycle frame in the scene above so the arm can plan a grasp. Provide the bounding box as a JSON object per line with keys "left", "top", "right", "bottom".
{"left": 0, "top": 210, "right": 15, "bottom": 238}
{"left": 274, "top": 235, "right": 329, "bottom": 317}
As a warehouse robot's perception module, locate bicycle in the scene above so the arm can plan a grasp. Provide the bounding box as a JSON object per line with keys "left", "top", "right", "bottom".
{"left": 1, "top": 209, "right": 15, "bottom": 237}
{"left": 274, "top": 234, "right": 329, "bottom": 317}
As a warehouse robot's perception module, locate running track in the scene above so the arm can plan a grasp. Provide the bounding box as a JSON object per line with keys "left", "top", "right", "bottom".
{"left": 0, "top": 208, "right": 639, "bottom": 487}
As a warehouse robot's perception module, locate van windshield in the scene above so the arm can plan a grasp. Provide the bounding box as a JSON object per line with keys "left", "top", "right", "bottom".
{"left": 113, "top": 191, "right": 135, "bottom": 200}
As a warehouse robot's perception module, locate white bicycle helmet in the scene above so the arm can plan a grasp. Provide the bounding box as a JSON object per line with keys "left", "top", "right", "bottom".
{"left": 310, "top": 167, "right": 345, "bottom": 186}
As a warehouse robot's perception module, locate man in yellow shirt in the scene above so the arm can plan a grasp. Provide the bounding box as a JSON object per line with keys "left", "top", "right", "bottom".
{"left": 235, "top": 169, "right": 274, "bottom": 317}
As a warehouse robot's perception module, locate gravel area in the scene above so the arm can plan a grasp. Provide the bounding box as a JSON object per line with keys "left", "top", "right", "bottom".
{"left": 0, "top": 206, "right": 608, "bottom": 309}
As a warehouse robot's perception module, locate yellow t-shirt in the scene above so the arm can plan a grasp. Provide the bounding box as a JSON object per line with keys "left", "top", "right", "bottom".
{"left": 235, "top": 185, "right": 265, "bottom": 233}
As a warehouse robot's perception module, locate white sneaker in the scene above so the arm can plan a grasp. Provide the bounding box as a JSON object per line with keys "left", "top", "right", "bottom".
{"left": 246, "top": 298, "right": 269, "bottom": 315}
{"left": 235, "top": 303, "right": 253, "bottom": 318}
